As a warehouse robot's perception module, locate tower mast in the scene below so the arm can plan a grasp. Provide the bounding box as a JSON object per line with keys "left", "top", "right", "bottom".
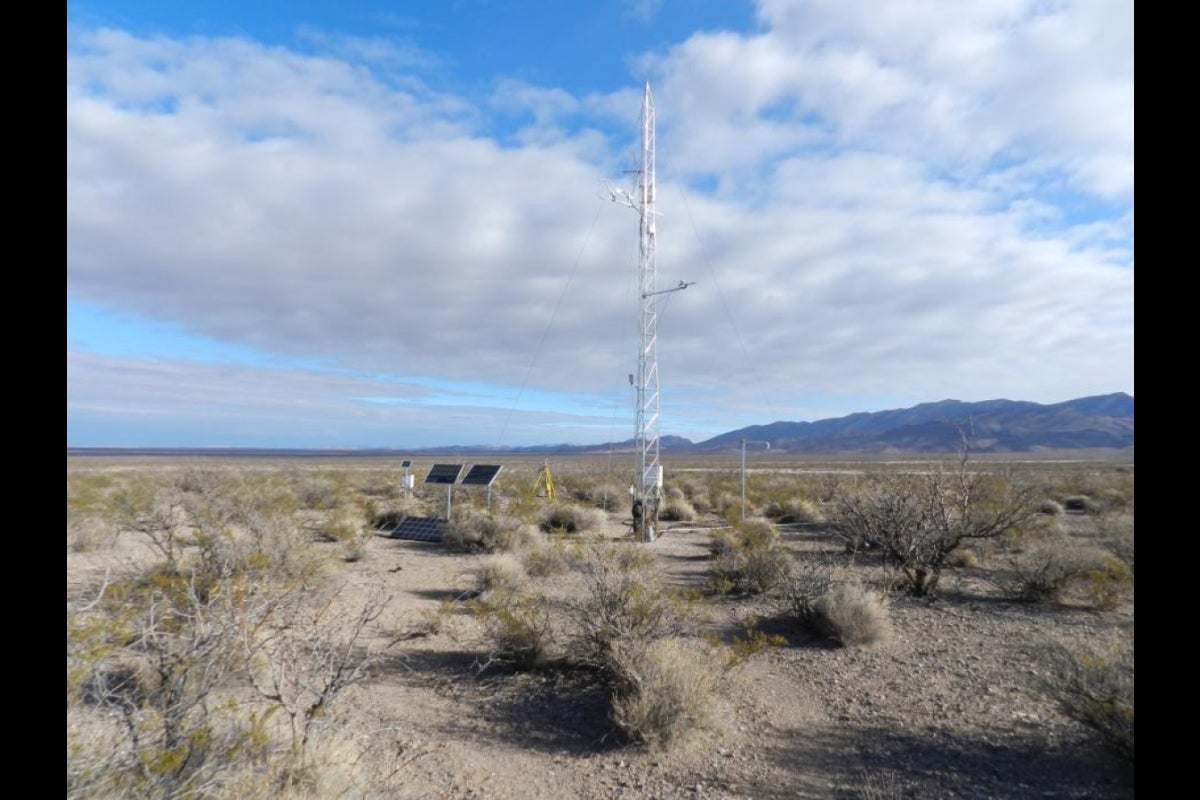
{"left": 635, "top": 81, "right": 660, "bottom": 533}
{"left": 610, "top": 83, "right": 692, "bottom": 542}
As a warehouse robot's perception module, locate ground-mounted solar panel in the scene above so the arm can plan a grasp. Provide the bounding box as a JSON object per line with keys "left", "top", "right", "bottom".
{"left": 383, "top": 516, "right": 444, "bottom": 542}
{"left": 461, "top": 464, "right": 503, "bottom": 487}
{"left": 424, "top": 464, "right": 464, "bottom": 485}
{"left": 400, "top": 460, "right": 413, "bottom": 468}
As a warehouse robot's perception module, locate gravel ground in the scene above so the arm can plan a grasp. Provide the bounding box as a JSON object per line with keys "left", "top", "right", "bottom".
{"left": 327, "top": 511, "right": 1134, "bottom": 800}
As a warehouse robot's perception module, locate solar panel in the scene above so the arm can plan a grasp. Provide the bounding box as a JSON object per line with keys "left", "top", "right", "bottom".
{"left": 424, "top": 464, "right": 464, "bottom": 485}
{"left": 461, "top": 464, "right": 503, "bottom": 487}
{"left": 383, "top": 516, "right": 444, "bottom": 542}
{"left": 400, "top": 460, "right": 413, "bottom": 468}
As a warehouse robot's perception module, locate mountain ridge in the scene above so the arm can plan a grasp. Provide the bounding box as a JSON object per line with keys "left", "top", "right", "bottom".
{"left": 67, "top": 393, "right": 1133, "bottom": 456}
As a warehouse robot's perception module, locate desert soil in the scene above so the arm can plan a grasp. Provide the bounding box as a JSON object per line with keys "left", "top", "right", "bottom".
{"left": 328, "top": 517, "right": 1129, "bottom": 799}
{"left": 68, "top": 487, "right": 1133, "bottom": 800}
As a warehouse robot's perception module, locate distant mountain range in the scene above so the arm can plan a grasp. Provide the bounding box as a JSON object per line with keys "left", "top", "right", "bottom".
{"left": 691, "top": 392, "right": 1134, "bottom": 454}
{"left": 68, "top": 393, "right": 1133, "bottom": 457}
{"left": 373, "top": 392, "right": 1134, "bottom": 455}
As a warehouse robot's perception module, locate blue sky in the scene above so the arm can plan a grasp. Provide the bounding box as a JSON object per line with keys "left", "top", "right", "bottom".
{"left": 67, "top": 0, "right": 1134, "bottom": 448}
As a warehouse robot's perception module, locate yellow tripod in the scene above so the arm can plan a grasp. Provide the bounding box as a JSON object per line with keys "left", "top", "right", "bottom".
{"left": 534, "top": 461, "right": 556, "bottom": 501}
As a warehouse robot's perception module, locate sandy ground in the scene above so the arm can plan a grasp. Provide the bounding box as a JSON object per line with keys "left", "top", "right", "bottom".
{"left": 312, "top": 515, "right": 1131, "bottom": 799}
{"left": 67, "top": 472, "right": 1133, "bottom": 800}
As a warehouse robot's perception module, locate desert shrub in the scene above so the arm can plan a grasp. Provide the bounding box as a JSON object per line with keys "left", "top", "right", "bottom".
{"left": 763, "top": 497, "right": 826, "bottom": 525}
{"left": 780, "top": 556, "right": 837, "bottom": 624}
{"left": 716, "top": 616, "right": 788, "bottom": 667}
{"left": 539, "top": 503, "right": 604, "bottom": 534}
{"left": 1097, "top": 512, "right": 1134, "bottom": 574}
{"left": 583, "top": 482, "right": 626, "bottom": 511}
{"left": 947, "top": 547, "right": 981, "bottom": 569}
{"left": 707, "top": 528, "right": 738, "bottom": 558}
{"left": 995, "top": 535, "right": 1106, "bottom": 604}
{"left": 1040, "top": 499, "right": 1064, "bottom": 515}
{"left": 109, "top": 480, "right": 191, "bottom": 568}
{"left": 1081, "top": 554, "right": 1134, "bottom": 610}
{"left": 471, "top": 595, "right": 554, "bottom": 672}
{"left": 1037, "top": 638, "right": 1133, "bottom": 760}
{"left": 444, "top": 512, "right": 541, "bottom": 553}
{"left": 474, "top": 553, "right": 528, "bottom": 605}
{"left": 316, "top": 512, "right": 362, "bottom": 544}
{"left": 241, "top": 511, "right": 326, "bottom": 585}
{"left": 809, "top": 583, "right": 892, "bottom": 647}
{"left": 521, "top": 545, "right": 565, "bottom": 577}
{"left": 68, "top": 466, "right": 398, "bottom": 798}
{"left": 356, "top": 471, "right": 398, "bottom": 498}
{"left": 672, "top": 478, "right": 711, "bottom": 512}
{"left": 659, "top": 498, "right": 696, "bottom": 522}
{"left": 1062, "top": 495, "right": 1105, "bottom": 514}
{"left": 175, "top": 467, "right": 224, "bottom": 495}
{"left": 68, "top": 570, "right": 266, "bottom": 798}
{"left": 296, "top": 478, "right": 343, "bottom": 511}
{"left": 828, "top": 454, "right": 1038, "bottom": 596}
{"left": 68, "top": 516, "right": 118, "bottom": 553}
{"left": 709, "top": 520, "right": 791, "bottom": 595}
{"left": 567, "top": 544, "right": 681, "bottom": 669}
{"left": 1097, "top": 487, "right": 1134, "bottom": 514}
{"left": 710, "top": 492, "right": 741, "bottom": 518}
{"left": 608, "top": 638, "right": 718, "bottom": 748}
{"left": 245, "top": 585, "right": 394, "bottom": 781}
{"left": 521, "top": 539, "right": 581, "bottom": 577}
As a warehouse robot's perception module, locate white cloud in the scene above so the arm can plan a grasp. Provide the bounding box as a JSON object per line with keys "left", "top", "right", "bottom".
{"left": 646, "top": 0, "right": 1133, "bottom": 200}
{"left": 67, "top": 6, "right": 1132, "bottom": 445}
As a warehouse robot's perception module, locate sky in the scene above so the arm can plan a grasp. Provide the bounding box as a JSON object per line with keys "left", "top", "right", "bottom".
{"left": 67, "top": 0, "right": 1134, "bottom": 449}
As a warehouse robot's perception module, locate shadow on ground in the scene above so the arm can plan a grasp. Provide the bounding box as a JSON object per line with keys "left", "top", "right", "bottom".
{"left": 745, "top": 720, "right": 1133, "bottom": 800}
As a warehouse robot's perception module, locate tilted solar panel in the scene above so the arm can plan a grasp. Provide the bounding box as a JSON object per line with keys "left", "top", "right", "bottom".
{"left": 424, "top": 464, "right": 464, "bottom": 484}
{"left": 461, "top": 464, "right": 503, "bottom": 486}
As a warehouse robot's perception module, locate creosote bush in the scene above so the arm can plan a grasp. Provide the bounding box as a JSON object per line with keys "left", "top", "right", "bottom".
{"left": 567, "top": 544, "right": 682, "bottom": 668}
{"left": 67, "top": 466, "right": 400, "bottom": 799}
{"left": 470, "top": 595, "right": 554, "bottom": 672}
{"left": 1081, "top": 554, "right": 1134, "bottom": 610}
{"left": 996, "top": 535, "right": 1106, "bottom": 604}
{"left": 1097, "top": 512, "right": 1134, "bottom": 575}
{"left": 1037, "top": 638, "right": 1133, "bottom": 761}
{"left": 828, "top": 449, "right": 1038, "bottom": 596}
{"left": 709, "top": 519, "right": 791, "bottom": 595}
{"left": 780, "top": 556, "right": 837, "bottom": 623}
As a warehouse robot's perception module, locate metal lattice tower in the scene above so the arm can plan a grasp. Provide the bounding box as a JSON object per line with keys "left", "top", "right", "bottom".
{"left": 610, "top": 83, "right": 692, "bottom": 541}
{"left": 635, "top": 82, "right": 660, "bottom": 501}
